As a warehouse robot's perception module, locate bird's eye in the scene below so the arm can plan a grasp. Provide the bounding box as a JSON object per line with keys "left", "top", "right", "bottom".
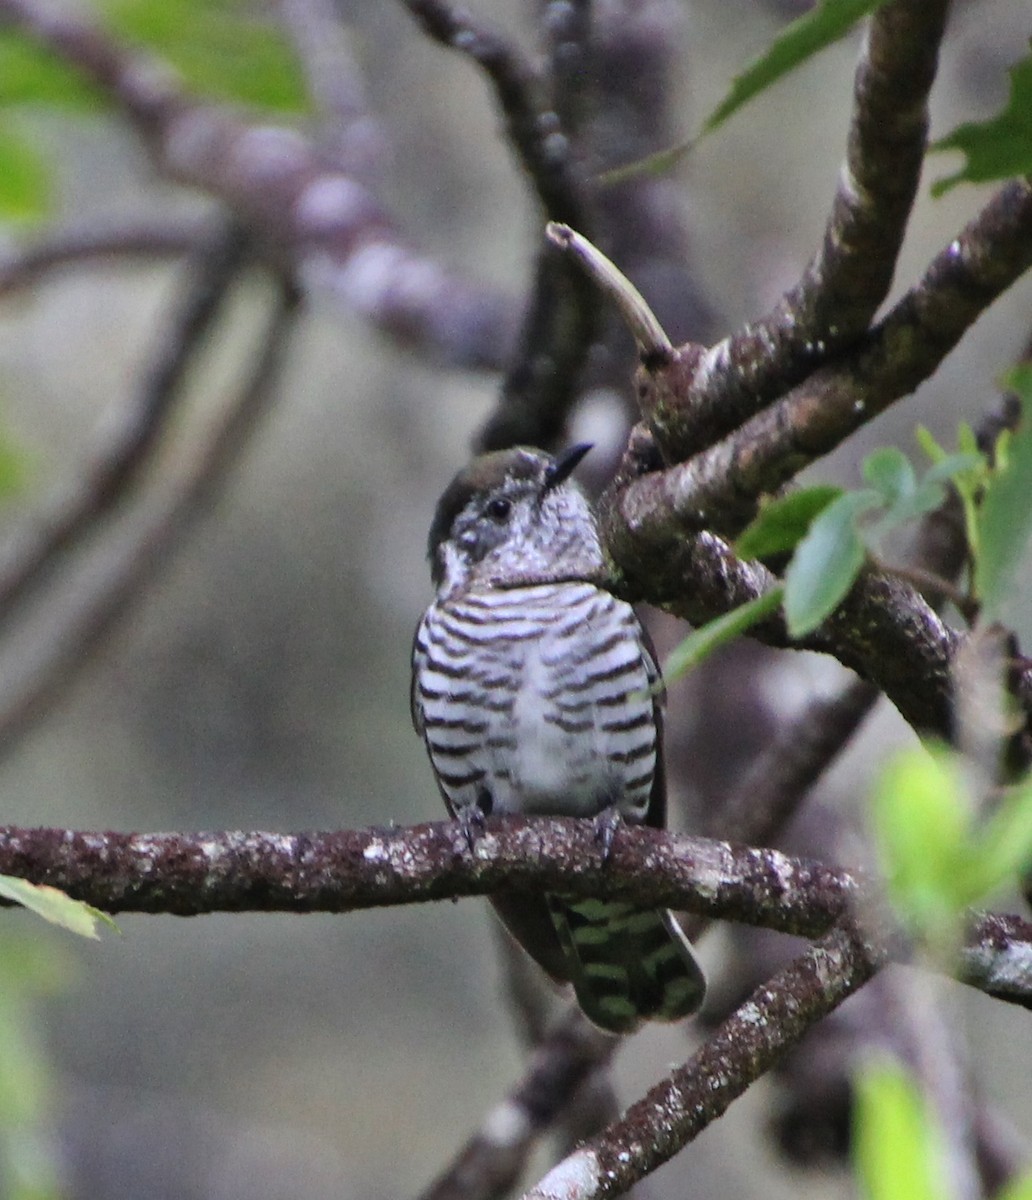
{"left": 486, "top": 497, "right": 511, "bottom": 521}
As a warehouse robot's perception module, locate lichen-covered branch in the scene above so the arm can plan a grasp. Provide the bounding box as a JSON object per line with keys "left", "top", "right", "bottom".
{"left": 603, "top": 517, "right": 967, "bottom": 740}
{"left": 0, "top": 820, "right": 1026, "bottom": 1009}
{"left": 521, "top": 922, "right": 884, "bottom": 1200}
{"left": 654, "top": 0, "right": 950, "bottom": 456}
{"left": 0, "top": 819, "right": 855, "bottom": 932}
{"left": 624, "top": 179, "right": 1032, "bottom": 531}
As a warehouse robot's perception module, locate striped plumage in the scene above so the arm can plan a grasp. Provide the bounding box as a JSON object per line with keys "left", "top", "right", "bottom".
{"left": 411, "top": 445, "right": 706, "bottom": 1034}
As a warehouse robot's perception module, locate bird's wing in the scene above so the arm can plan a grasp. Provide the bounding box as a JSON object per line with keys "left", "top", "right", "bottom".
{"left": 409, "top": 610, "right": 429, "bottom": 738}
{"left": 637, "top": 614, "right": 668, "bottom": 833}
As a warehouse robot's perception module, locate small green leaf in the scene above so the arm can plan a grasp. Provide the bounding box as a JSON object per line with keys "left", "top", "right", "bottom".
{"left": 594, "top": 141, "right": 695, "bottom": 187}
{"left": 101, "top": 0, "right": 311, "bottom": 112}
{"left": 0, "top": 876, "right": 118, "bottom": 940}
{"left": 0, "top": 31, "right": 104, "bottom": 109}
{"left": 735, "top": 485, "right": 843, "bottom": 559}
{"left": 954, "top": 777, "right": 1032, "bottom": 906}
{"left": 861, "top": 447, "right": 947, "bottom": 533}
{"left": 599, "top": 0, "right": 892, "bottom": 182}
{"left": 922, "top": 452, "right": 984, "bottom": 486}
{"left": 931, "top": 51, "right": 1032, "bottom": 195}
{"left": 784, "top": 491, "right": 876, "bottom": 636}
{"left": 863, "top": 447, "right": 916, "bottom": 508}
{"left": 0, "top": 436, "right": 27, "bottom": 501}
{"left": 700, "top": 0, "right": 891, "bottom": 136}
{"left": 914, "top": 424, "right": 947, "bottom": 465}
{"left": 975, "top": 365, "right": 1032, "bottom": 618}
{"left": 0, "top": 125, "right": 50, "bottom": 222}
{"left": 871, "top": 746, "right": 970, "bottom": 935}
{"left": 662, "top": 587, "right": 784, "bottom": 685}
{"left": 999, "top": 1171, "right": 1032, "bottom": 1200}
{"left": 916, "top": 426, "right": 987, "bottom": 560}
{"left": 854, "top": 1058, "right": 946, "bottom": 1200}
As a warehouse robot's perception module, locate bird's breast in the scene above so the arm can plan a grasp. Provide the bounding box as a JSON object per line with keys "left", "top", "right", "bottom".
{"left": 418, "top": 583, "right": 656, "bottom": 821}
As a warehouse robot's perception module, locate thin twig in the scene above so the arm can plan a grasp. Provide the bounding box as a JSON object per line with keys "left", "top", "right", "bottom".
{"left": 542, "top": 0, "right": 592, "bottom": 139}
{"left": 397, "top": 0, "right": 600, "bottom": 453}
{"left": 0, "top": 224, "right": 248, "bottom": 629}
{"left": 0, "top": 277, "right": 301, "bottom": 753}
{"left": 0, "top": 216, "right": 210, "bottom": 296}
{"left": 546, "top": 223, "right": 671, "bottom": 360}
{"left": 399, "top": 0, "right": 586, "bottom": 225}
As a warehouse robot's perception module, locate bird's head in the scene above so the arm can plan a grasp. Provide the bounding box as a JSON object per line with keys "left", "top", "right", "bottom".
{"left": 427, "top": 444, "right": 603, "bottom": 594}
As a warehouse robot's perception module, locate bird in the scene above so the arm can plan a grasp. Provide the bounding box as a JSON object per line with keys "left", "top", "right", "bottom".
{"left": 410, "top": 443, "right": 706, "bottom": 1034}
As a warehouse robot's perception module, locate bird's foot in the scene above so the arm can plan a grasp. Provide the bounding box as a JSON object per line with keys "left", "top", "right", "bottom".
{"left": 457, "top": 792, "right": 490, "bottom": 853}
{"left": 592, "top": 805, "right": 624, "bottom": 863}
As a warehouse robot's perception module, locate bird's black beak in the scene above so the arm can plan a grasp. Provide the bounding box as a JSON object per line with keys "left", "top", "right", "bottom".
{"left": 543, "top": 443, "right": 592, "bottom": 491}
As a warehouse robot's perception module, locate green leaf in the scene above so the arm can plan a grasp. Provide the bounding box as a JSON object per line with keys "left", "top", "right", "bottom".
{"left": 735, "top": 486, "right": 843, "bottom": 559}
{"left": 914, "top": 424, "right": 947, "bottom": 465}
{"left": 975, "top": 364, "right": 1032, "bottom": 618}
{"left": 0, "top": 438, "right": 26, "bottom": 502}
{"left": 0, "top": 31, "right": 104, "bottom": 109}
{"left": 854, "top": 1058, "right": 946, "bottom": 1200}
{"left": 916, "top": 425, "right": 987, "bottom": 560}
{"left": 863, "top": 447, "right": 916, "bottom": 508}
{"left": 872, "top": 743, "right": 1032, "bottom": 947}
{"left": 861, "top": 447, "right": 947, "bottom": 534}
{"left": 598, "top": 0, "right": 892, "bottom": 183}
{"left": 871, "top": 746, "right": 970, "bottom": 935}
{"left": 100, "top": 0, "right": 311, "bottom": 112}
{"left": 922, "top": 452, "right": 984, "bottom": 487}
{"left": 700, "top": 0, "right": 891, "bottom": 136}
{"left": 954, "top": 776, "right": 1032, "bottom": 906}
{"left": 0, "top": 876, "right": 117, "bottom": 940}
{"left": 999, "top": 1172, "right": 1032, "bottom": 1200}
{"left": 784, "top": 490, "right": 876, "bottom": 636}
{"left": 662, "top": 587, "right": 784, "bottom": 685}
{"left": 0, "top": 125, "right": 50, "bottom": 222}
{"left": 931, "top": 51, "right": 1032, "bottom": 195}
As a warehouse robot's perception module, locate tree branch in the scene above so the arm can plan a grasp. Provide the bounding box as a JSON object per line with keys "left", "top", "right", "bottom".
{"left": 398, "top": 0, "right": 600, "bottom": 452}
{"left": 0, "top": 0, "right": 518, "bottom": 367}
{"left": 623, "top": 179, "right": 1032, "bottom": 531}
{"left": 0, "top": 215, "right": 211, "bottom": 296}
{"left": 663, "top": 0, "right": 950, "bottom": 454}
{"left": 0, "top": 223, "right": 248, "bottom": 628}
{"left": 0, "top": 275, "right": 301, "bottom": 753}
{"left": 521, "top": 922, "right": 883, "bottom": 1200}
{"left": 0, "top": 820, "right": 1025, "bottom": 1009}
{"left": 417, "top": 1007, "right": 616, "bottom": 1200}
{"left": 277, "top": 0, "right": 384, "bottom": 176}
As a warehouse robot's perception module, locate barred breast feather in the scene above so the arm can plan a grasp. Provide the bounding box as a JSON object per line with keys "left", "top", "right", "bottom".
{"left": 412, "top": 582, "right": 658, "bottom": 824}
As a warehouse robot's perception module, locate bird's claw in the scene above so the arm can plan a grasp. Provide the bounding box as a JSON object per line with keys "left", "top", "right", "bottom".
{"left": 458, "top": 804, "right": 487, "bottom": 853}
{"left": 592, "top": 806, "right": 623, "bottom": 863}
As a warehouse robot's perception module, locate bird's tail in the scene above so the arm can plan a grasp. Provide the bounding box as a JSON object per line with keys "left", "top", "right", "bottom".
{"left": 548, "top": 895, "right": 706, "bottom": 1035}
